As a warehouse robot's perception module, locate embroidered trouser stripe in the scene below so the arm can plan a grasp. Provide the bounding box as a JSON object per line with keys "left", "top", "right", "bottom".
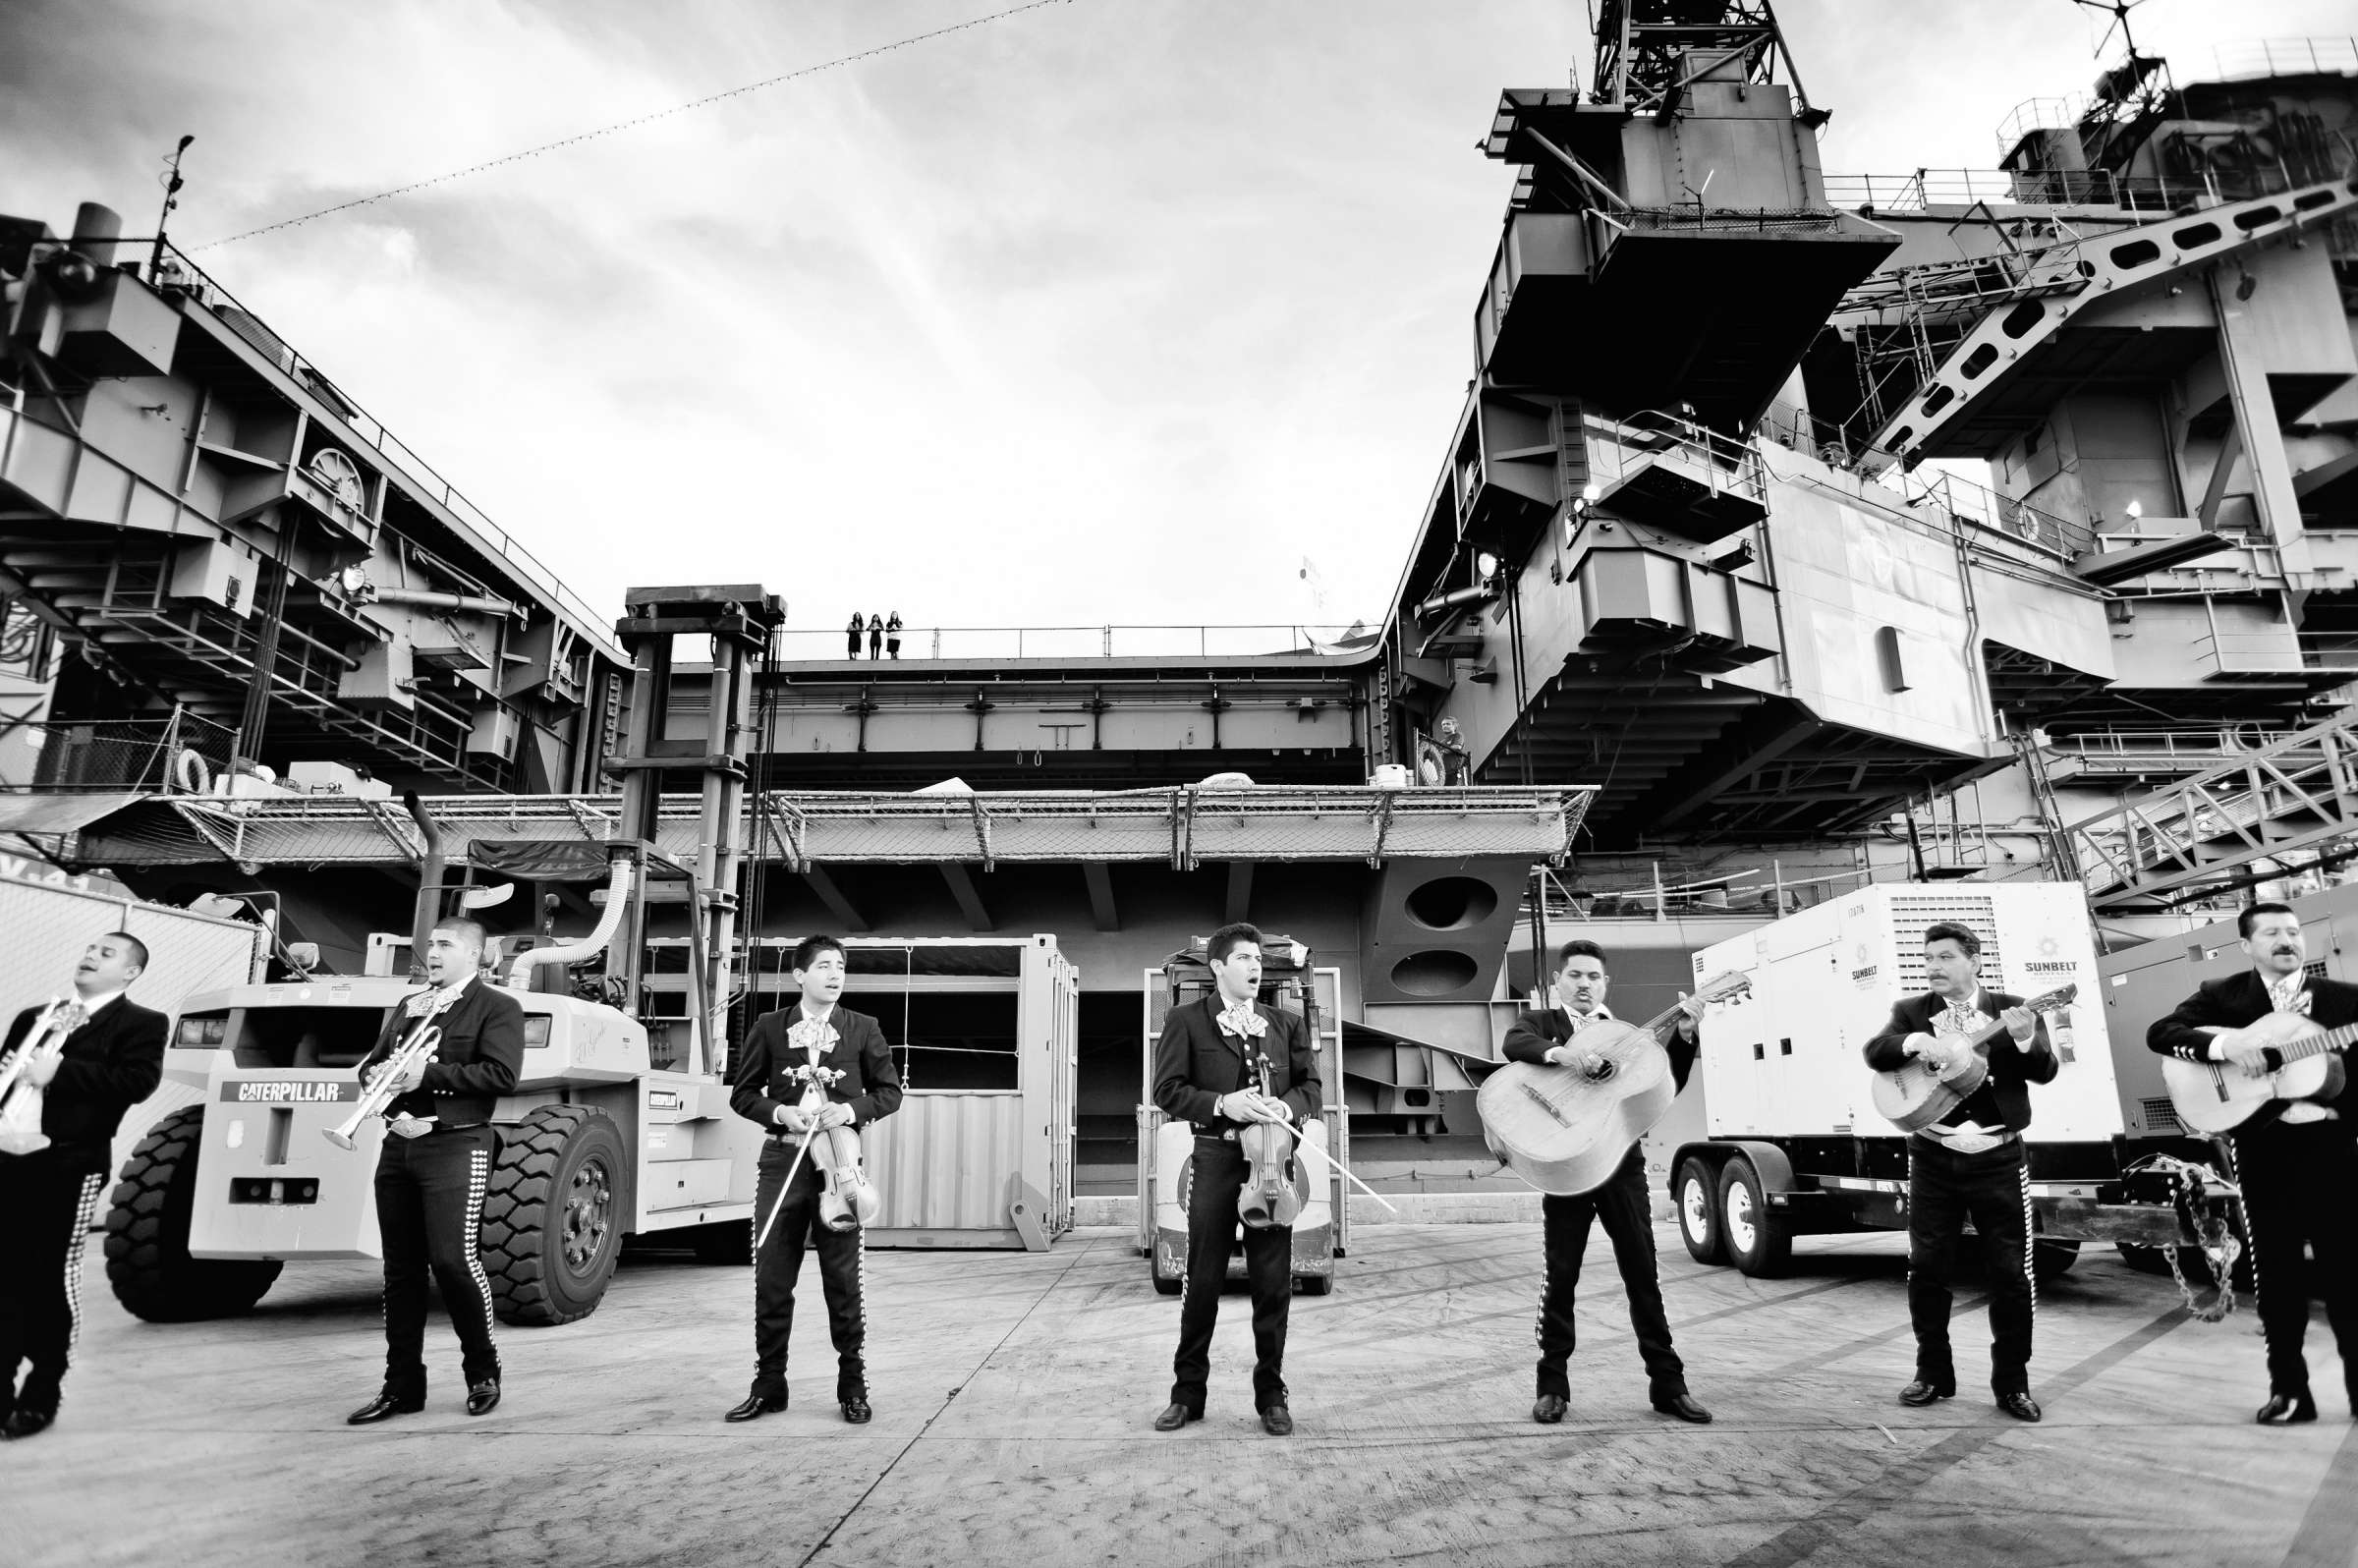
{"left": 60, "top": 1172, "right": 103, "bottom": 1365}
{"left": 0, "top": 1156, "right": 109, "bottom": 1405}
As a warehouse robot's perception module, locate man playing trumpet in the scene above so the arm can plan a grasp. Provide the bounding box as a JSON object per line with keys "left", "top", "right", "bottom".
{"left": 0, "top": 932, "right": 166, "bottom": 1440}
{"left": 345, "top": 918, "right": 523, "bottom": 1426}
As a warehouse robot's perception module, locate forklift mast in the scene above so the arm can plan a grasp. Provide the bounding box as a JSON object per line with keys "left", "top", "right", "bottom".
{"left": 609, "top": 586, "right": 785, "bottom": 1077}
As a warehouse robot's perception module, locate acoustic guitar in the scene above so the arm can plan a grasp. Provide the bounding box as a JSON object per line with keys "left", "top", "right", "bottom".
{"left": 1479, "top": 971, "right": 1751, "bottom": 1197}
{"left": 1870, "top": 984, "right": 2076, "bottom": 1134}
{"left": 2161, "top": 1010, "right": 2353, "bottom": 1135}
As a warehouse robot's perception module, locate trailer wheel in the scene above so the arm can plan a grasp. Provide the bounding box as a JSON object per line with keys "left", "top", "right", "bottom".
{"left": 481, "top": 1105, "right": 627, "bottom": 1326}
{"left": 103, "top": 1106, "right": 283, "bottom": 1321}
{"left": 1675, "top": 1157, "right": 1726, "bottom": 1265}
{"left": 1717, "top": 1158, "right": 1792, "bottom": 1278}
{"left": 2031, "top": 1238, "right": 2079, "bottom": 1285}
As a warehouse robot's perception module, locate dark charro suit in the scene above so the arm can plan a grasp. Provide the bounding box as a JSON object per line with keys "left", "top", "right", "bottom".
{"left": 1500, "top": 1004, "right": 1695, "bottom": 1402}
{"left": 2149, "top": 970, "right": 2358, "bottom": 1402}
{"left": 731, "top": 1003, "right": 903, "bottom": 1401}
{"left": 1861, "top": 987, "right": 2055, "bottom": 1397}
{"left": 0, "top": 993, "right": 166, "bottom": 1415}
{"left": 357, "top": 977, "right": 525, "bottom": 1397}
{"left": 1152, "top": 997, "right": 1322, "bottom": 1415}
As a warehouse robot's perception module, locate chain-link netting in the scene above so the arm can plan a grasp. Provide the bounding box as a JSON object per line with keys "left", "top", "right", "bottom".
{"left": 29, "top": 712, "right": 237, "bottom": 794}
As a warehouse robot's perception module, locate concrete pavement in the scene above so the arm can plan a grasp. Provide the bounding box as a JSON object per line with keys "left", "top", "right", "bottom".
{"left": 6, "top": 1223, "right": 2353, "bottom": 1567}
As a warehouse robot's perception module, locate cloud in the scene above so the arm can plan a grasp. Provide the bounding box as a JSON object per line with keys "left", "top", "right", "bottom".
{"left": 4, "top": 0, "right": 2343, "bottom": 642}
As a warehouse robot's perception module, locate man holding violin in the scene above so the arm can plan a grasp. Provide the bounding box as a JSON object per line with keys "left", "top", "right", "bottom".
{"left": 1151, "top": 923, "right": 1322, "bottom": 1436}
{"left": 726, "top": 933, "right": 902, "bottom": 1427}
{"left": 1504, "top": 938, "right": 1712, "bottom": 1427}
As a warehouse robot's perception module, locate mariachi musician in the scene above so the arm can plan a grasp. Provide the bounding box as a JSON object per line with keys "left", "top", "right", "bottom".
{"left": 1862, "top": 921, "right": 2052, "bottom": 1424}
{"left": 0, "top": 931, "right": 167, "bottom": 1440}
{"left": 2147, "top": 902, "right": 2358, "bottom": 1426}
{"left": 345, "top": 917, "right": 524, "bottom": 1426}
{"left": 1503, "top": 938, "right": 1712, "bottom": 1426}
{"left": 726, "top": 933, "right": 901, "bottom": 1426}
{"left": 1151, "top": 922, "right": 1322, "bottom": 1437}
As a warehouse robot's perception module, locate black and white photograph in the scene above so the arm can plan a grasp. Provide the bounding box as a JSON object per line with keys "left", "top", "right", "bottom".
{"left": 4, "top": 1, "right": 2358, "bottom": 1562}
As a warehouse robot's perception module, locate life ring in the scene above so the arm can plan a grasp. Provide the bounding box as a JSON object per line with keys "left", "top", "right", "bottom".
{"left": 173, "top": 747, "right": 211, "bottom": 796}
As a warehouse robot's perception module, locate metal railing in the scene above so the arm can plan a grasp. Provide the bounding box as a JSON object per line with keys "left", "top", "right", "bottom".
{"left": 2196, "top": 632, "right": 2358, "bottom": 677}
{"left": 24, "top": 710, "right": 238, "bottom": 794}
{"left": 1825, "top": 167, "right": 2238, "bottom": 214}
{"left": 143, "top": 243, "right": 615, "bottom": 652}
{"left": 1586, "top": 408, "right": 1768, "bottom": 506}
{"left": 764, "top": 623, "right": 1379, "bottom": 663}
{"left": 2047, "top": 727, "right": 2303, "bottom": 765}
{"left": 2203, "top": 38, "right": 2358, "bottom": 83}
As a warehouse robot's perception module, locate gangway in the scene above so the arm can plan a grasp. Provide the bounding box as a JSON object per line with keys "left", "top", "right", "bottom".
{"left": 2061, "top": 709, "right": 2358, "bottom": 910}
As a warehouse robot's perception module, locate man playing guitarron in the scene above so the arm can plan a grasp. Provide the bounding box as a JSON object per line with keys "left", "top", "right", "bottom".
{"left": 2147, "top": 902, "right": 2358, "bottom": 1425}
{"left": 1862, "top": 922, "right": 2053, "bottom": 1423}
{"left": 1503, "top": 939, "right": 1712, "bottom": 1426}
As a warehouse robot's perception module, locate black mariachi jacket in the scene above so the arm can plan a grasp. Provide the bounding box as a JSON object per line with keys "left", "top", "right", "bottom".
{"left": 1501, "top": 1005, "right": 1700, "bottom": 1095}
{"left": 1151, "top": 997, "right": 1321, "bottom": 1136}
{"left": 2147, "top": 969, "right": 2358, "bottom": 1126}
{"left": 355, "top": 977, "right": 525, "bottom": 1127}
{"left": 2, "top": 994, "right": 167, "bottom": 1173}
{"left": 730, "top": 1005, "right": 903, "bottom": 1130}
{"left": 1862, "top": 988, "right": 2056, "bottom": 1134}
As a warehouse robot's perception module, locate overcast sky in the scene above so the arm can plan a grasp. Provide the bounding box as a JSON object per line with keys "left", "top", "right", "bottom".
{"left": 5, "top": 0, "right": 2351, "bottom": 645}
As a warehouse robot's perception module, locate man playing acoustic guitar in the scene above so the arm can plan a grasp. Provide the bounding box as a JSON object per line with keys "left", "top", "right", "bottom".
{"left": 1862, "top": 922, "right": 2053, "bottom": 1423}
{"left": 2147, "top": 902, "right": 2358, "bottom": 1426}
{"left": 1503, "top": 939, "right": 1712, "bottom": 1426}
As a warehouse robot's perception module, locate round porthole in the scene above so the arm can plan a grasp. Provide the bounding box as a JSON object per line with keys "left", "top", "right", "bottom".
{"left": 1404, "top": 875, "right": 1498, "bottom": 931}
{"left": 1389, "top": 950, "right": 1479, "bottom": 996}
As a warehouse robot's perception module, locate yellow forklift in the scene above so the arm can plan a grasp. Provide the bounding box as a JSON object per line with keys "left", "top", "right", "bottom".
{"left": 103, "top": 587, "right": 780, "bottom": 1324}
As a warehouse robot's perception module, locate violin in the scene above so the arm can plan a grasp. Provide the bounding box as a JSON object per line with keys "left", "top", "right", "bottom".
{"left": 1235, "top": 1053, "right": 1302, "bottom": 1230}
{"left": 812, "top": 1112, "right": 881, "bottom": 1232}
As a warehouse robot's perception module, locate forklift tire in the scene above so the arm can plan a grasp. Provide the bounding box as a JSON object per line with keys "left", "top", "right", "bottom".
{"left": 1295, "top": 1273, "right": 1333, "bottom": 1297}
{"left": 482, "top": 1105, "right": 627, "bottom": 1326}
{"left": 1675, "top": 1157, "right": 1726, "bottom": 1266}
{"left": 103, "top": 1106, "right": 284, "bottom": 1321}
{"left": 2032, "top": 1238, "right": 2080, "bottom": 1285}
{"left": 1717, "top": 1157, "right": 1792, "bottom": 1278}
{"left": 1152, "top": 1271, "right": 1183, "bottom": 1296}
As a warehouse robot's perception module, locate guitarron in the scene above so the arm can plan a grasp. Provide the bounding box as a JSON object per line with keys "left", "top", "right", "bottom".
{"left": 1479, "top": 971, "right": 1751, "bottom": 1197}
{"left": 1869, "top": 984, "right": 2076, "bottom": 1134}
{"left": 2160, "top": 1010, "right": 2353, "bottom": 1134}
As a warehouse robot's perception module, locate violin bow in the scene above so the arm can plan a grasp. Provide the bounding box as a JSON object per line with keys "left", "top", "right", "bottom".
{"left": 1262, "top": 1116, "right": 1399, "bottom": 1214}
{"left": 752, "top": 1079, "right": 831, "bottom": 1252}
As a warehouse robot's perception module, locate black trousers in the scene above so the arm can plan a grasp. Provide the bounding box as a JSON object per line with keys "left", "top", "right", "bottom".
{"left": 0, "top": 1149, "right": 106, "bottom": 1412}
{"left": 2228, "top": 1121, "right": 2358, "bottom": 1400}
{"left": 376, "top": 1125, "right": 500, "bottom": 1393}
{"left": 1171, "top": 1139, "right": 1292, "bottom": 1413}
{"left": 1536, "top": 1147, "right": 1685, "bottom": 1400}
{"left": 1907, "top": 1135, "right": 2034, "bottom": 1396}
{"left": 752, "top": 1138, "right": 868, "bottom": 1400}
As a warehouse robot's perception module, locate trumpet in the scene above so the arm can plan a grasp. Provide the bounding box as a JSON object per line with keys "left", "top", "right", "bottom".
{"left": 324, "top": 1013, "right": 445, "bottom": 1151}
{"left": 0, "top": 997, "right": 72, "bottom": 1127}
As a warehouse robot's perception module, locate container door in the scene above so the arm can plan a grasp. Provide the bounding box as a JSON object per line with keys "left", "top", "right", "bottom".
{"left": 1047, "top": 952, "right": 1079, "bottom": 1234}
{"left": 1314, "top": 966, "right": 1347, "bottom": 1253}
{"left": 1137, "top": 967, "right": 1170, "bottom": 1253}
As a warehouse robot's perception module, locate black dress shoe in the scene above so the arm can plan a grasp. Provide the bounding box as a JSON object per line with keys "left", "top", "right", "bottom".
{"left": 724, "top": 1391, "right": 787, "bottom": 1424}
{"left": 1532, "top": 1394, "right": 1568, "bottom": 1425}
{"left": 2258, "top": 1389, "right": 2318, "bottom": 1426}
{"left": 1898, "top": 1380, "right": 1954, "bottom": 1407}
{"left": 1151, "top": 1402, "right": 1199, "bottom": 1431}
{"left": 465, "top": 1379, "right": 501, "bottom": 1417}
{"left": 841, "top": 1395, "right": 871, "bottom": 1425}
{"left": 2, "top": 1405, "right": 56, "bottom": 1440}
{"left": 1260, "top": 1404, "right": 1294, "bottom": 1436}
{"left": 346, "top": 1389, "right": 425, "bottom": 1426}
{"left": 1995, "top": 1391, "right": 2042, "bottom": 1423}
{"left": 1653, "top": 1393, "right": 1712, "bottom": 1425}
